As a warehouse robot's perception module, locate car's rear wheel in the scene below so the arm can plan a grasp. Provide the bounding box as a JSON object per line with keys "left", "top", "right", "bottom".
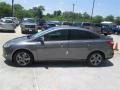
{"left": 13, "top": 51, "right": 33, "bottom": 67}
{"left": 87, "top": 52, "right": 104, "bottom": 67}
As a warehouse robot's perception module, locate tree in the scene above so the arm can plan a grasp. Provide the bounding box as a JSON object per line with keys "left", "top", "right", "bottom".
{"left": 23, "top": 10, "right": 33, "bottom": 18}
{"left": 46, "top": 13, "right": 51, "bottom": 17}
{"left": 105, "top": 15, "right": 114, "bottom": 22}
{"left": 83, "top": 12, "right": 90, "bottom": 19}
{"left": 63, "top": 11, "right": 73, "bottom": 21}
{"left": 31, "top": 6, "right": 45, "bottom": 18}
{"left": 54, "top": 10, "right": 62, "bottom": 16}
{"left": 14, "top": 4, "right": 24, "bottom": 19}
{"left": 93, "top": 15, "right": 103, "bottom": 23}
{"left": 74, "top": 13, "right": 82, "bottom": 22}
{"left": 46, "top": 13, "right": 54, "bottom": 18}
{"left": 14, "top": 4, "right": 34, "bottom": 19}
{"left": 0, "top": 2, "right": 12, "bottom": 18}
{"left": 115, "top": 17, "right": 120, "bottom": 25}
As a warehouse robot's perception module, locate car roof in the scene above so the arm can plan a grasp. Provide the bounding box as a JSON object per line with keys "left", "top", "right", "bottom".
{"left": 1, "top": 18, "right": 13, "bottom": 21}
{"left": 51, "top": 26, "right": 89, "bottom": 31}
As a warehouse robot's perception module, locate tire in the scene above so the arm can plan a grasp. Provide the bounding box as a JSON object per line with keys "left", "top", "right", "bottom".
{"left": 87, "top": 52, "right": 104, "bottom": 67}
{"left": 21, "top": 30, "right": 25, "bottom": 34}
{"left": 13, "top": 50, "right": 34, "bottom": 67}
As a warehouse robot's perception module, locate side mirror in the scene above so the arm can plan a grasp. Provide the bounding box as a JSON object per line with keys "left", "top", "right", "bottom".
{"left": 39, "top": 37, "right": 45, "bottom": 45}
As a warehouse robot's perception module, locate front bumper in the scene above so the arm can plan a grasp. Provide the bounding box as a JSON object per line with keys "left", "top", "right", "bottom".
{"left": 3, "top": 46, "right": 13, "bottom": 61}
{"left": 22, "top": 28, "right": 38, "bottom": 33}
{"left": 105, "top": 49, "right": 114, "bottom": 59}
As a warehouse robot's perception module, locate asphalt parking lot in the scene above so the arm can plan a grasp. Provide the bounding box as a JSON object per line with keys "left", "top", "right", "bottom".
{"left": 0, "top": 26, "right": 120, "bottom": 90}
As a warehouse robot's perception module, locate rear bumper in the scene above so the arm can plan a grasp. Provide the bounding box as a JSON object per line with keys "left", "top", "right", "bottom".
{"left": 105, "top": 50, "right": 114, "bottom": 59}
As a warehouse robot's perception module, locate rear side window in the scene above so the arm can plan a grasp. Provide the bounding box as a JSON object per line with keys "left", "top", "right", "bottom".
{"left": 69, "top": 29, "right": 100, "bottom": 40}
{"left": 44, "top": 30, "right": 68, "bottom": 41}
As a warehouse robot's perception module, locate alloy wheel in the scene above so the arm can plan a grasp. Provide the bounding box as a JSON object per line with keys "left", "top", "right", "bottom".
{"left": 15, "top": 52, "right": 31, "bottom": 66}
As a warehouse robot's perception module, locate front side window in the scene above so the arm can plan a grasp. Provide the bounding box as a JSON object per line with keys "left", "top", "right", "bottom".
{"left": 44, "top": 30, "right": 68, "bottom": 41}
{"left": 70, "top": 29, "right": 100, "bottom": 40}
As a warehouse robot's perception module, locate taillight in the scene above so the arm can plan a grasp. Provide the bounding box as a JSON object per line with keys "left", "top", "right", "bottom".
{"left": 107, "top": 40, "right": 114, "bottom": 48}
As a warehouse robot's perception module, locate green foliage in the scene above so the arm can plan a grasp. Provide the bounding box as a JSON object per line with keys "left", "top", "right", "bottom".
{"left": 115, "top": 17, "right": 120, "bottom": 25}
{"left": 54, "top": 10, "right": 62, "bottom": 16}
{"left": 0, "top": 2, "right": 12, "bottom": 18}
{"left": 82, "top": 12, "right": 90, "bottom": 19}
{"left": 92, "top": 15, "right": 103, "bottom": 23}
{"left": 105, "top": 15, "right": 114, "bottom": 22}
{"left": 30, "top": 6, "right": 45, "bottom": 18}
{"left": 0, "top": 2, "right": 45, "bottom": 19}
{"left": 1, "top": 2, "right": 120, "bottom": 25}
{"left": 62, "top": 11, "right": 73, "bottom": 21}
{"left": 14, "top": 4, "right": 24, "bottom": 19}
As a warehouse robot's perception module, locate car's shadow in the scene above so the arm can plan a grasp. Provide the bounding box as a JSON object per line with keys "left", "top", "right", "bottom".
{"left": 4, "top": 60, "right": 114, "bottom": 69}
{"left": 0, "top": 30, "right": 15, "bottom": 33}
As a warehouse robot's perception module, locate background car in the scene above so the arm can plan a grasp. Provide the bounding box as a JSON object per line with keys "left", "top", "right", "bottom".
{"left": 90, "top": 23, "right": 102, "bottom": 34}
{"left": 72, "top": 22, "right": 82, "bottom": 27}
{"left": 110, "top": 25, "right": 120, "bottom": 34}
{"left": 0, "top": 19, "right": 16, "bottom": 32}
{"left": 3, "top": 26, "right": 114, "bottom": 67}
{"left": 36, "top": 19, "right": 46, "bottom": 29}
{"left": 50, "top": 21, "right": 61, "bottom": 26}
{"left": 62, "top": 21, "right": 73, "bottom": 26}
{"left": 20, "top": 18, "right": 38, "bottom": 34}
{"left": 101, "top": 24, "right": 113, "bottom": 34}
{"left": 3, "top": 17, "right": 19, "bottom": 26}
{"left": 73, "top": 22, "right": 102, "bottom": 34}
{"left": 81, "top": 22, "right": 91, "bottom": 29}
{"left": 43, "top": 21, "right": 57, "bottom": 30}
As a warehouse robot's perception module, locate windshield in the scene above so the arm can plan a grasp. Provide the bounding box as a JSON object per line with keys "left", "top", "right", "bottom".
{"left": 23, "top": 19, "right": 36, "bottom": 23}
{"left": 30, "top": 27, "right": 56, "bottom": 38}
{"left": 4, "top": 20, "right": 13, "bottom": 23}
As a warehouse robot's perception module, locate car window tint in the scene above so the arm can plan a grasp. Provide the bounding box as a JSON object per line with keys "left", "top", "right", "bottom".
{"left": 44, "top": 30, "right": 68, "bottom": 41}
{"left": 70, "top": 29, "right": 100, "bottom": 40}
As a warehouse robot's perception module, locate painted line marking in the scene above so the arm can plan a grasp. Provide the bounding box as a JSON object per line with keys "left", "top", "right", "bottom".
{"left": 33, "top": 69, "right": 39, "bottom": 90}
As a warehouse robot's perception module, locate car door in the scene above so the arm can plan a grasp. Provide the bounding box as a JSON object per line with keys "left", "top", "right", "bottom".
{"left": 37, "top": 29, "right": 69, "bottom": 60}
{"left": 68, "top": 29, "right": 100, "bottom": 59}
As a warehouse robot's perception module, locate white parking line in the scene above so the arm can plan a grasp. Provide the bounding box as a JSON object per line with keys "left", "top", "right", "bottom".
{"left": 0, "top": 68, "right": 9, "bottom": 73}
{"left": 33, "top": 69, "right": 39, "bottom": 90}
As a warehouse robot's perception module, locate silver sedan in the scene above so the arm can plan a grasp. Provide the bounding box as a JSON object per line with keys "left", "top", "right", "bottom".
{"left": 0, "top": 19, "right": 16, "bottom": 32}
{"left": 3, "top": 26, "right": 114, "bottom": 67}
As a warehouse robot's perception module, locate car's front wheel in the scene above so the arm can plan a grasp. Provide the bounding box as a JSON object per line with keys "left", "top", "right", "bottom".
{"left": 87, "top": 52, "right": 104, "bottom": 67}
{"left": 13, "top": 51, "right": 33, "bottom": 67}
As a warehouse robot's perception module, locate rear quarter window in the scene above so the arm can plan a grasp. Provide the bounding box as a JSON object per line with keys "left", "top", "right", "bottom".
{"left": 70, "top": 29, "right": 100, "bottom": 40}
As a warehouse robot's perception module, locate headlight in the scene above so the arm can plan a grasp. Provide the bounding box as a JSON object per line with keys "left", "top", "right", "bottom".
{"left": 3, "top": 43, "right": 11, "bottom": 48}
